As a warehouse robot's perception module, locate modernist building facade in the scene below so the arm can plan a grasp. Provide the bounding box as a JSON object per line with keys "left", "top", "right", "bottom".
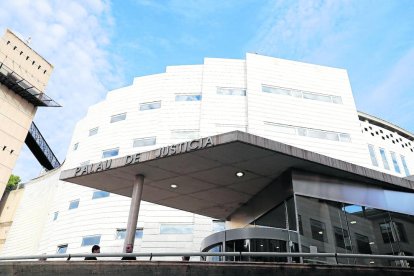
{"left": 2, "top": 54, "right": 413, "bottom": 266}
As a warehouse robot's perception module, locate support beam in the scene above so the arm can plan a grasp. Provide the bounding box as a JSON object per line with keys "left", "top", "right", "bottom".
{"left": 123, "top": 174, "right": 144, "bottom": 253}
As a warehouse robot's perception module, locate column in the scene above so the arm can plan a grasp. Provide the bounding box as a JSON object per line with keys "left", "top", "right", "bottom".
{"left": 123, "top": 174, "right": 144, "bottom": 252}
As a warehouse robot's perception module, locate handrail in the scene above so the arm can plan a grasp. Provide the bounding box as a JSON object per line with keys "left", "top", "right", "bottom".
{"left": 0, "top": 252, "right": 413, "bottom": 262}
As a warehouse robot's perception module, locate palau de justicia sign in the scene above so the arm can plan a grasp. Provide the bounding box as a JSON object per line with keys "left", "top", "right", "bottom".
{"left": 73, "top": 137, "right": 214, "bottom": 177}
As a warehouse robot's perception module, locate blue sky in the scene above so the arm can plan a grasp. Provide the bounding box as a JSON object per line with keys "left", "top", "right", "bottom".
{"left": 0, "top": 0, "right": 413, "bottom": 182}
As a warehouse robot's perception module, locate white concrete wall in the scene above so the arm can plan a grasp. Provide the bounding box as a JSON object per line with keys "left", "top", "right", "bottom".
{"left": 3, "top": 53, "right": 412, "bottom": 257}
{"left": 246, "top": 53, "right": 370, "bottom": 166}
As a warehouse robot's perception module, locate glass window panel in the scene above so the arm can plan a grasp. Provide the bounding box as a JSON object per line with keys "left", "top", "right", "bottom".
{"left": 380, "top": 222, "right": 394, "bottom": 243}
{"left": 57, "top": 244, "right": 68, "bottom": 254}
{"left": 255, "top": 202, "right": 287, "bottom": 229}
{"left": 110, "top": 113, "right": 126, "bottom": 123}
{"left": 212, "top": 220, "right": 225, "bottom": 232}
{"left": 334, "top": 227, "right": 351, "bottom": 250}
{"left": 116, "top": 228, "right": 143, "bottom": 240}
{"left": 261, "top": 85, "right": 291, "bottom": 96}
{"left": 401, "top": 155, "right": 410, "bottom": 176}
{"left": 379, "top": 148, "right": 390, "bottom": 170}
{"left": 368, "top": 144, "right": 379, "bottom": 167}
{"left": 217, "top": 87, "right": 246, "bottom": 96}
{"left": 160, "top": 224, "right": 193, "bottom": 234}
{"left": 390, "top": 152, "right": 401, "bottom": 173}
{"left": 395, "top": 222, "right": 408, "bottom": 243}
{"left": 332, "top": 96, "right": 343, "bottom": 104}
{"left": 140, "top": 101, "right": 161, "bottom": 111}
{"left": 81, "top": 235, "right": 101, "bottom": 246}
{"left": 339, "top": 133, "right": 351, "bottom": 142}
{"left": 175, "top": 94, "right": 202, "bottom": 101}
{"left": 265, "top": 122, "right": 296, "bottom": 135}
{"left": 89, "top": 127, "right": 98, "bottom": 136}
{"left": 92, "top": 190, "right": 110, "bottom": 199}
{"left": 68, "top": 199, "right": 80, "bottom": 210}
{"left": 302, "top": 92, "right": 332, "bottom": 103}
{"left": 297, "top": 128, "right": 307, "bottom": 136}
{"left": 102, "top": 148, "right": 119, "bottom": 158}
{"left": 291, "top": 90, "right": 303, "bottom": 98}
{"left": 306, "top": 129, "right": 339, "bottom": 141}
{"left": 355, "top": 233, "right": 372, "bottom": 254}
{"left": 133, "top": 137, "right": 156, "bottom": 147}
{"left": 310, "top": 219, "right": 328, "bottom": 242}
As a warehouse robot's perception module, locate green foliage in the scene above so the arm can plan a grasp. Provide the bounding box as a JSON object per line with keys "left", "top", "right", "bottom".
{"left": 6, "top": 174, "right": 21, "bottom": 191}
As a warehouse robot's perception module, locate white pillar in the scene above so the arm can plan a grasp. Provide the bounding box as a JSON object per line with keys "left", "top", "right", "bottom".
{"left": 123, "top": 174, "right": 144, "bottom": 252}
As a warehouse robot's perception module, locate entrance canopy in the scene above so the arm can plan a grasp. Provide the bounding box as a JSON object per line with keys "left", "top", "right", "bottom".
{"left": 60, "top": 131, "right": 414, "bottom": 220}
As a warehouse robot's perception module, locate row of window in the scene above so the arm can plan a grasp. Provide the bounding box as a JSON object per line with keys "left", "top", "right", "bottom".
{"left": 262, "top": 85, "right": 343, "bottom": 104}
{"left": 96, "top": 130, "right": 200, "bottom": 160}
{"left": 53, "top": 191, "right": 110, "bottom": 221}
{"left": 368, "top": 144, "right": 410, "bottom": 176}
{"left": 55, "top": 224, "right": 195, "bottom": 253}
{"left": 56, "top": 229, "right": 143, "bottom": 253}
{"left": 307, "top": 218, "right": 408, "bottom": 254}
{"left": 265, "top": 121, "right": 351, "bottom": 143}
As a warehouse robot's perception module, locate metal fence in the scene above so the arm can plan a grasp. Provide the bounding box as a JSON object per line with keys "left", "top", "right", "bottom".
{"left": 0, "top": 252, "right": 413, "bottom": 265}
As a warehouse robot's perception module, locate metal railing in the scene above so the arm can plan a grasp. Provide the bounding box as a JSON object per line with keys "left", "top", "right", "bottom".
{"left": 26, "top": 122, "right": 60, "bottom": 170}
{"left": 0, "top": 61, "right": 60, "bottom": 107}
{"left": 0, "top": 252, "right": 413, "bottom": 265}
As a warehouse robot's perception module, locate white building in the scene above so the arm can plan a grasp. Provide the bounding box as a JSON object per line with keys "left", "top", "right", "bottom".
{"left": 2, "top": 53, "right": 413, "bottom": 259}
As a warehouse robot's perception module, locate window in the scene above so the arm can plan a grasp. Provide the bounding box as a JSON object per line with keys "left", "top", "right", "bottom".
{"left": 68, "top": 199, "right": 80, "bottom": 210}
{"left": 133, "top": 137, "right": 156, "bottom": 147}
{"left": 115, "top": 228, "right": 144, "bottom": 240}
{"left": 102, "top": 148, "right": 119, "bottom": 158}
{"left": 92, "top": 190, "right": 110, "bottom": 199}
{"left": 303, "top": 92, "right": 332, "bottom": 103}
{"left": 261, "top": 84, "right": 343, "bottom": 104}
{"left": 401, "top": 155, "right": 410, "bottom": 176}
{"left": 380, "top": 221, "right": 408, "bottom": 243}
{"left": 264, "top": 122, "right": 351, "bottom": 143}
{"left": 53, "top": 211, "right": 59, "bottom": 221}
{"left": 368, "top": 145, "right": 378, "bottom": 167}
{"left": 89, "top": 127, "right": 98, "bottom": 136}
{"left": 390, "top": 152, "right": 401, "bottom": 173}
{"left": 333, "top": 227, "right": 351, "bottom": 250}
{"left": 175, "top": 94, "right": 202, "bottom": 101}
{"left": 217, "top": 87, "right": 246, "bottom": 96}
{"left": 355, "top": 233, "right": 372, "bottom": 254}
{"left": 73, "top": 143, "right": 79, "bottom": 151}
{"left": 57, "top": 244, "right": 68, "bottom": 254}
{"left": 81, "top": 235, "right": 101, "bottom": 246}
{"left": 140, "top": 101, "right": 161, "bottom": 111}
{"left": 310, "top": 219, "right": 327, "bottom": 242}
{"left": 212, "top": 220, "right": 225, "bottom": 232}
{"left": 379, "top": 148, "right": 390, "bottom": 170}
{"left": 110, "top": 113, "right": 126, "bottom": 123}
{"left": 160, "top": 224, "right": 193, "bottom": 234}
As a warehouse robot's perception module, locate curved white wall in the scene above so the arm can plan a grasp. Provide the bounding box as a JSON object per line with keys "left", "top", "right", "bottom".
{"left": 3, "top": 53, "right": 413, "bottom": 257}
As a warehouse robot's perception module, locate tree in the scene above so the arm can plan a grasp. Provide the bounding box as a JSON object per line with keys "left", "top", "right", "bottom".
{"left": 6, "top": 174, "right": 21, "bottom": 191}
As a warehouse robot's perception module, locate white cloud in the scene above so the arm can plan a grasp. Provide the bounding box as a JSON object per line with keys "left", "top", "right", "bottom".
{"left": 247, "top": 0, "right": 357, "bottom": 60}
{"left": 0, "top": 0, "right": 122, "bottom": 182}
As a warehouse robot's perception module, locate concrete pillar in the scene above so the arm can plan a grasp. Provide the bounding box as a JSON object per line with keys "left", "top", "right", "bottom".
{"left": 123, "top": 174, "right": 144, "bottom": 252}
